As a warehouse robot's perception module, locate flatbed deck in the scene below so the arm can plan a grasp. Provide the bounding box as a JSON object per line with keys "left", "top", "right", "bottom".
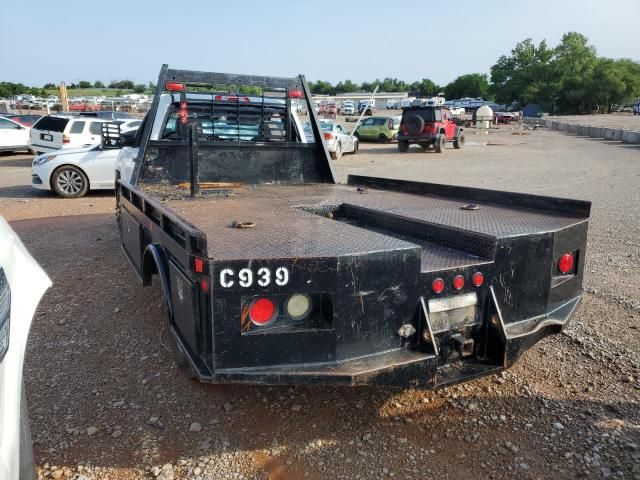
{"left": 150, "top": 183, "right": 585, "bottom": 269}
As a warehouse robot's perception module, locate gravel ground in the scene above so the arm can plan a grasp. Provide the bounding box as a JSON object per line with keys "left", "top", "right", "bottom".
{"left": 0, "top": 120, "right": 638, "bottom": 480}
{"left": 545, "top": 113, "right": 640, "bottom": 130}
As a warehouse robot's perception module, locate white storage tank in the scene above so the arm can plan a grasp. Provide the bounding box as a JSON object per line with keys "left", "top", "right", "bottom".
{"left": 476, "top": 105, "right": 494, "bottom": 129}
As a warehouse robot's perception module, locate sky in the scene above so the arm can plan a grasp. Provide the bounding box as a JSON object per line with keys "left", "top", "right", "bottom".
{"left": 1, "top": 0, "right": 639, "bottom": 87}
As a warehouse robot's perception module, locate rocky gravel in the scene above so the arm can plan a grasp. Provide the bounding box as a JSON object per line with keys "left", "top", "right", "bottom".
{"left": 0, "top": 122, "right": 638, "bottom": 479}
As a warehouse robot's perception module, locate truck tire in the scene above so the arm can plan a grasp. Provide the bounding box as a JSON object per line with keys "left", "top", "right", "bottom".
{"left": 378, "top": 133, "right": 388, "bottom": 144}
{"left": 398, "top": 140, "right": 409, "bottom": 153}
{"left": 330, "top": 142, "right": 343, "bottom": 160}
{"left": 152, "top": 276, "right": 198, "bottom": 380}
{"left": 434, "top": 135, "right": 445, "bottom": 153}
{"left": 453, "top": 133, "right": 465, "bottom": 149}
{"left": 52, "top": 165, "right": 89, "bottom": 198}
{"left": 168, "top": 333, "right": 198, "bottom": 380}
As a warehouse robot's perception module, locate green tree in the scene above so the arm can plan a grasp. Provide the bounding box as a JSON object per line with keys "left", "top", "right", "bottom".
{"left": 94, "top": 81, "right": 105, "bottom": 88}
{"left": 588, "top": 58, "right": 640, "bottom": 112}
{"left": 553, "top": 32, "right": 598, "bottom": 113}
{"left": 334, "top": 80, "right": 359, "bottom": 94}
{"left": 490, "top": 38, "right": 556, "bottom": 109}
{"left": 78, "top": 80, "right": 92, "bottom": 88}
{"left": 43, "top": 82, "right": 56, "bottom": 89}
{"left": 308, "top": 80, "right": 334, "bottom": 95}
{"left": 409, "top": 79, "right": 440, "bottom": 97}
{"left": 133, "top": 83, "right": 146, "bottom": 94}
{"left": 444, "top": 74, "right": 489, "bottom": 99}
{"left": 108, "top": 80, "right": 134, "bottom": 89}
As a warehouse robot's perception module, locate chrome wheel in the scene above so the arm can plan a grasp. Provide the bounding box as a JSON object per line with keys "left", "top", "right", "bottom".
{"left": 53, "top": 167, "right": 88, "bottom": 198}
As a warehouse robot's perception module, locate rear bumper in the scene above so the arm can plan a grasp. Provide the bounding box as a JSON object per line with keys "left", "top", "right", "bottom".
{"left": 28, "top": 143, "right": 59, "bottom": 154}
{"left": 181, "top": 294, "right": 580, "bottom": 389}
{"left": 397, "top": 134, "right": 439, "bottom": 143}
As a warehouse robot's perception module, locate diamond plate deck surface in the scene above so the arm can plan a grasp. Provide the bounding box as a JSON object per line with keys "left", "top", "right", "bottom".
{"left": 159, "top": 184, "right": 585, "bottom": 261}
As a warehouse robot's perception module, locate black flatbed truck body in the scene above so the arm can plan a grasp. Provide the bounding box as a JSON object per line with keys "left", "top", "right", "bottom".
{"left": 115, "top": 65, "right": 590, "bottom": 388}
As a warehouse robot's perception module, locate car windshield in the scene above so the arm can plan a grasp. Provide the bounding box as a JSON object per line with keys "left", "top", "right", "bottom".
{"left": 320, "top": 122, "right": 334, "bottom": 131}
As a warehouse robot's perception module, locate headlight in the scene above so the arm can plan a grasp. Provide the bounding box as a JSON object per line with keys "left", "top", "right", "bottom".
{"left": 33, "top": 154, "right": 56, "bottom": 166}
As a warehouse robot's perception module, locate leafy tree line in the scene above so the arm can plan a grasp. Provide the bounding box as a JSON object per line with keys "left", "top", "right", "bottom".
{"left": 490, "top": 32, "right": 640, "bottom": 113}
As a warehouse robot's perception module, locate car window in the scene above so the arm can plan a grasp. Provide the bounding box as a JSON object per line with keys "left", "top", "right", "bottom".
{"left": 0, "top": 118, "right": 16, "bottom": 129}
{"left": 33, "top": 116, "right": 69, "bottom": 132}
{"left": 373, "top": 118, "right": 386, "bottom": 126}
{"left": 69, "top": 121, "right": 85, "bottom": 134}
{"left": 89, "top": 122, "right": 103, "bottom": 135}
{"left": 362, "top": 119, "right": 374, "bottom": 126}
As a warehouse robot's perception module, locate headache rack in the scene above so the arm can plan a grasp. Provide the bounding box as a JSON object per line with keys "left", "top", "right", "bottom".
{"left": 131, "top": 65, "right": 334, "bottom": 194}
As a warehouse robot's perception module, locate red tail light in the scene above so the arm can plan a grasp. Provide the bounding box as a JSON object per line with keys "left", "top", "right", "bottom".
{"left": 387, "top": 119, "right": 393, "bottom": 129}
{"left": 452, "top": 275, "right": 465, "bottom": 291}
{"left": 558, "top": 253, "right": 575, "bottom": 274}
{"left": 193, "top": 257, "right": 205, "bottom": 273}
{"left": 62, "top": 134, "right": 70, "bottom": 144}
{"left": 323, "top": 133, "right": 334, "bottom": 140}
{"left": 432, "top": 278, "right": 445, "bottom": 294}
{"left": 165, "top": 82, "right": 185, "bottom": 91}
{"left": 249, "top": 298, "right": 277, "bottom": 326}
{"left": 289, "top": 90, "right": 303, "bottom": 98}
{"left": 472, "top": 272, "right": 484, "bottom": 287}
{"left": 200, "top": 278, "right": 209, "bottom": 293}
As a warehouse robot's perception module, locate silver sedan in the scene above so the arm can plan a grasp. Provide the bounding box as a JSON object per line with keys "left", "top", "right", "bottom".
{"left": 319, "top": 120, "right": 358, "bottom": 160}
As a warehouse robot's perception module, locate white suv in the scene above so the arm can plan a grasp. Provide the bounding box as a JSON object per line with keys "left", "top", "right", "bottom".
{"left": 28, "top": 115, "right": 108, "bottom": 154}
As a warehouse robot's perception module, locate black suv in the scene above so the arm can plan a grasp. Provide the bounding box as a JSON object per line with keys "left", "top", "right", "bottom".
{"left": 397, "top": 106, "right": 464, "bottom": 153}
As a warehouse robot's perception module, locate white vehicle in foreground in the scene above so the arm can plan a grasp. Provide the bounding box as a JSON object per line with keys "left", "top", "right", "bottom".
{"left": 31, "top": 143, "right": 122, "bottom": 197}
{"left": 0, "top": 218, "right": 51, "bottom": 480}
{"left": 0, "top": 117, "right": 30, "bottom": 153}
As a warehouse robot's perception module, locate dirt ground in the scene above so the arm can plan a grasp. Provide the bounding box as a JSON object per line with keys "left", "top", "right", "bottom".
{"left": 545, "top": 113, "right": 640, "bottom": 130}
{"left": 0, "top": 118, "right": 639, "bottom": 480}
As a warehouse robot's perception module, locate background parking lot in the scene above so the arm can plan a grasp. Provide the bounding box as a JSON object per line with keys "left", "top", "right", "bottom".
{"left": 1, "top": 121, "right": 639, "bottom": 479}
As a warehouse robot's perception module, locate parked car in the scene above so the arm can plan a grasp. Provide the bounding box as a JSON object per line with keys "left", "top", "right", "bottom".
{"left": 386, "top": 99, "right": 398, "bottom": 109}
{"left": 319, "top": 120, "right": 358, "bottom": 159}
{"left": 31, "top": 141, "right": 122, "bottom": 197}
{"left": 29, "top": 115, "right": 110, "bottom": 153}
{"left": 0, "top": 117, "right": 30, "bottom": 153}
{"left": 340, "top": 102, "right": 355, "bottom": 116}
{"left": 0, "top": 114, "right": 42, "bottom": 127}
{"left": 0, "top": 217, "right": 51, "bottom": 480}
{"left": 354, "top": 115, "right": 401, "bottom": 143}
{"left": 358, "top": 100, "right": 374, "bottom": 115}
{"left": 397, "top": 105, "right": 464, "bottom": 153}
{"left": 494, "top": 112, "right": 516, "bottom": 124}
{"left": 449, "top": 107, "right": 465, "bottom": 116}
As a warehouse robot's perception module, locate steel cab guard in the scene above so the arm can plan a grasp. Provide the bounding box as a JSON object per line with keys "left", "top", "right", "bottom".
{"left": 115, "top": 65, "right": 590, "bottom": 389}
